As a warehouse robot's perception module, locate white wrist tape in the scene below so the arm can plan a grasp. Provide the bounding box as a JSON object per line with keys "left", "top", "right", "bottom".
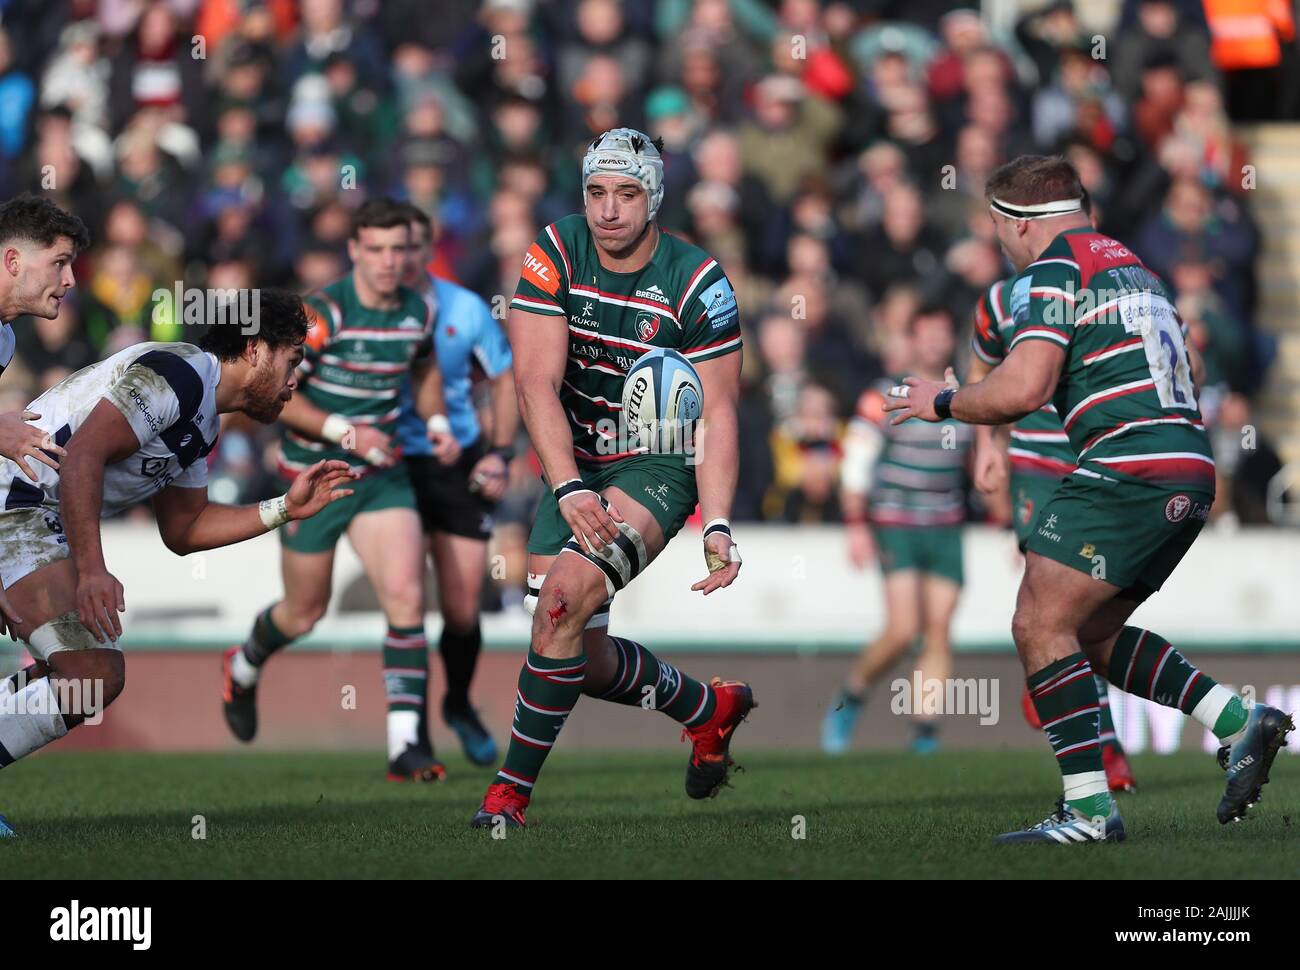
{"left": 320, "top": 414, "right": 353, "bottom": 444}
{"left": 259, "top": 494, "right": 291, "bottom": 529}
{"left": 705, "top": 540, "right": 742, "bottom": 573}
{"left": 426, "top": 414, "right": 452, "bottom": 436}
{"left": 363, "top": 447, "right": 388, "bottom": 466}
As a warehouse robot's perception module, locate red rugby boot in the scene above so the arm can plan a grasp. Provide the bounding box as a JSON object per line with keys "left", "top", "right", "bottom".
{"left": 1103, "top": 743, "right": 1138, "bottom": 793}
{"left": 683, "top": 678, "right": 756, "bottom": 799}
{"left": 470, "top": 781, "right": 529, "bottom": 829}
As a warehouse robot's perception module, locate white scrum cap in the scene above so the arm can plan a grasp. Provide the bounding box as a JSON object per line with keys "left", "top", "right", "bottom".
{"left": 582, "top": 128, "right": 665, "bottom": 221}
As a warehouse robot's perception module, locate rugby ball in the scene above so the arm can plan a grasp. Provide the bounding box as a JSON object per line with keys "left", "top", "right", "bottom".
{"left": 621, "top": 347, "right": 703, "bottom": 453}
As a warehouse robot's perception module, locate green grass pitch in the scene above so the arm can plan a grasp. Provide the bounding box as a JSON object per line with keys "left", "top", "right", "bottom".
{"left": 1, "top": 749, "right": 1296, "bottom": 878}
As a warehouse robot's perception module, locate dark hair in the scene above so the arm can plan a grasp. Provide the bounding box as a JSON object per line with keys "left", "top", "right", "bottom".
{"left": 984, "top": 155, "right": 1084, "bottom": 210}
{"left": 911, "top": 303, "right": 956, "bottom": 331}
{"left": 0, "top": 195, "right": 90, "bottom": 253}
{"left": 401, "top": 201, "right": 431, "bottom": 232}
{"left": 200, "top": 287, "right": 310, "bottom": 361}
{"left": 349, "top": 197, "right": 411, "bottom": 238}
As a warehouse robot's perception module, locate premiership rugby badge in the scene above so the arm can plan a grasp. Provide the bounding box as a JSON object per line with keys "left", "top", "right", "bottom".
{"left": 635, "top": 311, "right": 659, "bottom": 342}
{"left": 1165, "top": 494, "right": 1191, "bottom": 522}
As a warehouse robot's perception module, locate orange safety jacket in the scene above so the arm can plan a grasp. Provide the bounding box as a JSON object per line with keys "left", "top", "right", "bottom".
{"left": 1204, "top": 0, "right": 1296, "bottom": 70}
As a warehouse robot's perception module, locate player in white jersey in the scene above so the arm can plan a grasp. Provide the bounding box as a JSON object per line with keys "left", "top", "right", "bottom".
{"left": 0, "top": 195, "right": 91, "bottom": 636}
{"left": 0, "top": 290, "right": 355, "bottom": 837}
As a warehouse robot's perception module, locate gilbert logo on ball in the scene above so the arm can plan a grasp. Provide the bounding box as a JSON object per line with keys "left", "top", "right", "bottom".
{"left": 617, "top": 347, "right": 702, "bottom": 456}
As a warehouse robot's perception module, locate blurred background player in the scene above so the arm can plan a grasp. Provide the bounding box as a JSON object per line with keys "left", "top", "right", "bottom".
{"left": 394, "top": 202, "right": 517, "bottom": 767}
{"left": 821, "top": 305, "right": 972, "bottom": 755}
{"left": 221, "top": 199, "right": 461, "bottom": 782}
{"left": 0, "top": 292, "right": 353, "bottom": 837}
{"left": 471, "top": 128, "right": 751, "bottom": 828}
{"left": 968, "top": 270, "right": 1138, "bottom": 793}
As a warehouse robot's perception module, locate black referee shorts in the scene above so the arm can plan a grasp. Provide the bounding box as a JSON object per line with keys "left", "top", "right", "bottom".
{"left": 405, "top": 441, "right": 497, "bottom": 541}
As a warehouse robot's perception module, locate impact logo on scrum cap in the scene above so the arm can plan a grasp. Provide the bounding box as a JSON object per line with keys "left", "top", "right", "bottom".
{"left": 1165, "top": 494, "right": 1191, "bottom": 522}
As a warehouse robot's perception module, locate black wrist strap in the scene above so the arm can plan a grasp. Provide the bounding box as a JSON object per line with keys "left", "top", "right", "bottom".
{"left": 488, "top": 444, "right": 516, "bottom": 463}
{"left": 703, "top": 521, "right": 732, "bottom": 540}
{"left": 553, "top": 479, "right": 592, "bottom": 502}
{"left": 934, "top": 387, "right": 957, "bottom": 420}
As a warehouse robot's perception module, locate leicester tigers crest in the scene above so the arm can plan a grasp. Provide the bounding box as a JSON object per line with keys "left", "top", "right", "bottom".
{"left": 635, "top": 311, "right": 659, "bottom": 342}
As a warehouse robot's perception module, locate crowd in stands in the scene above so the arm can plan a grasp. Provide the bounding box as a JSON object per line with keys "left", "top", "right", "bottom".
{"left": 0, "top": 0, "right": 1292, "bottom": 578}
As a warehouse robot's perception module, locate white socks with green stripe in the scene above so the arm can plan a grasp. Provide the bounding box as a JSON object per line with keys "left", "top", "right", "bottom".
{"left": 1191, "top": 684, "right": 1250, "bottom": 745}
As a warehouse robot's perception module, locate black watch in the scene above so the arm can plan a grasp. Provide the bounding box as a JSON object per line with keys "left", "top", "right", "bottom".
{"left": 487, "top": 445, "right": 516, "bottom": 463}
{"left": 933, "top": 387, "right": 957, "bottom": 420}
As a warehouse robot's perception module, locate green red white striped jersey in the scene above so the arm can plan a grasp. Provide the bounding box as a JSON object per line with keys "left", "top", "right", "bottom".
{"left": 511, "top": 214, "right": 742, "bottom": 467}
{"left": 279, "top": 274, "right": 434, "bottom": 477}
{"left": 1006, "top": 228, "right": 1213, "bottom": 491}
{"left": 972, "top": 276, "right": 1076, "bottom": 480}
{"left": 855, "top": 379, "right": 973, "bottom": 527}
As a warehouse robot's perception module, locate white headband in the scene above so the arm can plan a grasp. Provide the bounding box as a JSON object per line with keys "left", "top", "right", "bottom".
{"left": 989, "top": 196, "right": 1084, "bottom": 219}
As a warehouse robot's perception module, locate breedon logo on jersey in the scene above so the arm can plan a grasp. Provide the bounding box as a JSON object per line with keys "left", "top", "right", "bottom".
{"left": 634, "top": 285, "right": 671, "bottom": 306}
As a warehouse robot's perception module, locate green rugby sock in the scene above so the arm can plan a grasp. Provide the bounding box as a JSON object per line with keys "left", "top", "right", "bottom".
{"left": 1027, "top": 653, "right": 1111, "bottom": 819}
{"left": 1107, "top": 626, "right": 1248, "bottom": 740}
{"left": 383, "top": 624, "right": 429, "bottom": 759}
{"left": 594, "top": 636, "right": 717, "bottom": 726}
{"left": 1094, "top": 674, "right": 1120, "bottom": 751}
{"left": 495, "top": 649, "right": 586, "bottom": 794}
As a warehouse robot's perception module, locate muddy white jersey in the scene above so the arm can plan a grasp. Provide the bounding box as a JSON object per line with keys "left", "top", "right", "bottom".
{"left": 0, "top": 321, "right": 15, "bottom": 375}
{"left": 0, "top": 341, "right": 221, "bottom": 518}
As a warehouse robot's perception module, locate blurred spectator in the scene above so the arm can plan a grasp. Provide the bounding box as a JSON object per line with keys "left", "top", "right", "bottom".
{"left": 82, "top": 243, "right": 160, "bottom": 350}
{"left": 294, "top": 239, "right": 346, "bottom": 292}
{"left": 738, "top": 76, "right": 842, "bottom": 207}
{"left": 658, "top": 1, "right": 767, "bottom": 126}
{"left": 853, "top": 181, "right": 945, "bottom": 300}
{"left": 12, "top": 298, "right": 96, "bottom": 393}
{"left": 1015, "top": 0, "right": 1090, "bottom": 85}
{"left": 24, "top": 106, "right": 106, "bottom": 233}
{"left": 692, "top": 129, "right": 775, "bottom": 269}
{"left": 1031, "top": 45, "right": 1125, "bottom": 152}
{"left": 1134, "top": 176, "right": 1258, "bottom": 326}
{"left": 1131, "top": 51, "right": 1186, "bottom": 152}
{"left": 763, "top": 382, "right": 845, "bottom": 523}
{"left": 1110, "top": 0, "right": 1213, "bottom": 100}
{"left": 558, "top": 0, "right": 653, "bottom": 108}
{"left": 108, "top": 4, "right": 207, "bottom": 134}
{"left": 1172, "top": 256, "right": 1250, "bottom": 392}
{"left": 283, "top": 0, "right": 387, "bottom": 91}
{"left": 1209, "top": 393, "right": 1285, "bottom": 524}
{"left": 40, "top": 21, "right": 110, "bottom": 134}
